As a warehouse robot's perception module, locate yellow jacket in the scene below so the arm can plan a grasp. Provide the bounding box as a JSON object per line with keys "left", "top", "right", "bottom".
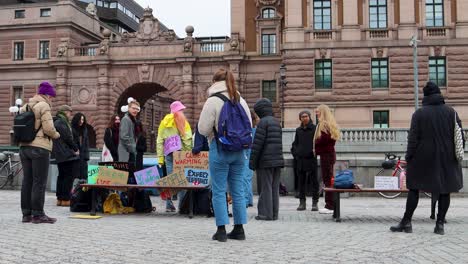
{"left": 156, "top": 114, "right": 192, "bottom": 164}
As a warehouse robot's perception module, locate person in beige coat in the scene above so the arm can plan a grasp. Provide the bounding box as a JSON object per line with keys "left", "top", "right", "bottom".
{"left": 19, "top": 82, "right": 60, "bottom": 224}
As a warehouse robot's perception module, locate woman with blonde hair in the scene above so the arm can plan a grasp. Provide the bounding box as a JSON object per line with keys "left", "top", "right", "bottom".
{"left": 314, "top": 104, "right": 340, "bottom": 214}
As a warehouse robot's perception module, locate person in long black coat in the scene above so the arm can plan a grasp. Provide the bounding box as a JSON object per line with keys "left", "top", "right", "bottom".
{"left": 391, "top": 81, "right": 464, "bottom": 235}
{"left": 135, "top": 121, "right": 147, "bottom": 171}
{"left": 71, "top": 113, "right": 90, "bottom": 180}
{"left": 249, "top": 98, "right": 284, "bottom": 221}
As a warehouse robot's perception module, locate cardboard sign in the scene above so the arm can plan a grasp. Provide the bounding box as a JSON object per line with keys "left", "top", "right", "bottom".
{"left": 374, "top": 176, "right": 399, "bottom": 190}
{"left": 163, "top": 135, "right": 182, "bottom": 156}
{"left": 156, "top": 170, "right": 189, "bottom": 198}
{"left": 88, "top": 165, "right": 100, "bottom": 184}
{"left": 173, "top": 151, "right": 209, "bottom": 172}
{"left": 184, "top": 168, "right": 209, "bottom": 185}
{"left": 98, "top": 162, "right": 130, "bottom": 172}
{"left": 97, "top": 167, "right": 129, "bottom": 185}
{"left": 134, "top": 166, "right": 160, "bottom": 186}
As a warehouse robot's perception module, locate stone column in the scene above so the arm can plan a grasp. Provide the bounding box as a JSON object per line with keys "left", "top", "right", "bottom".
{"left": 456, "top": 0, "right": 468, "bottom": 38}
{"left": 284, "top": 0, "right": 304, "bottom": 43}
{"left": 398, "top": 0, "right": 418, "bottom": 39}
{"left": 95, "top": 64, "right": 110, "bottom": 147}
{"left": 341, "top": 0, "right": 361, "bottom": 40}
{"left": 181, "top": 62, "right": 195, "bottom": 126}
{"left": 55, "top": 66, "right": 68, "bottom": 109}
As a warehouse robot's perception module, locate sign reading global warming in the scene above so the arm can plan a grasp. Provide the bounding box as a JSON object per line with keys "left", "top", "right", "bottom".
{"left": 173, "top": 151, "right": 209, "bottom": 171}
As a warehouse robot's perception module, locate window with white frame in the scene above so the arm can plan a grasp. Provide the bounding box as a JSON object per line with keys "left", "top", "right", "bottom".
{"left": 262, "top": 8, "right": 275, "bottom": 19}
{"left": 39, "top": 41, "right": 50, "bottom": 60}
{"left": 13, "top": 42, "right": 24, "bottom": 61}
{"left": 313, "top": 0, "right": 331, "bottom": 30}
{"left": 261, "top": 34, "right": 276, "bottom": 55}
{"left": 426, "top": 0, "right": 444, "bottom": 27}
{"left": 369, "top": 0, "right": 387, "bottom": 29}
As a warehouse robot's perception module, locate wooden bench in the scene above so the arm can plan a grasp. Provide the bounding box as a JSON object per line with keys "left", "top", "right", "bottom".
{"left": 81, "top": 184, "right": 207, "bottom": 219}
{"left": 323, "top": 187, "right": 409, "bottom": 222}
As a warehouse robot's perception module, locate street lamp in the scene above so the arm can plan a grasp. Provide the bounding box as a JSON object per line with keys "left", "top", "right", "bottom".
{"left": 410, "top": 35, "right": 420, "bottom": 110}
{"left": 279, "top": 64, "right": 287, "bottom": 128}
{"left": 151, "top": 98, "right": 155, "bottom": 152}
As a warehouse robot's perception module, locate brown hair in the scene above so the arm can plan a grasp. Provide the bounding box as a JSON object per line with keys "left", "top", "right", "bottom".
{"left": 212, "top": 69, "right": 240, "bottom": 102}
{"left": 107, "top": 114, "right": 119, "bottom": 128}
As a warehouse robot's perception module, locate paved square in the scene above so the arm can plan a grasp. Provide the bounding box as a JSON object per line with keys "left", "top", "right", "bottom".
{"left": 0, "top": 190, "right": 467, "bottom": 264}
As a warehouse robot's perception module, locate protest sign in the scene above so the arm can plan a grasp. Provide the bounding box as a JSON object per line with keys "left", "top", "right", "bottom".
{"left": 134, "top": 166, "right": 160, "bottom": 186}
{"left": 87, "top": 165, "right": 100, "bottom": 184}
{"left": 184, "top": 168, "right": 209, "bottom": 185}
{"left": 156, "top": 170, "right": 189, "bottom": 199}
{"left": 96, "top": 167, "right": 129, "bottom": 185}
{"left": 173, "top": 151, "right": 209, "bottom": 172}
{"left": 98, "top": 162, "right": 130, "bottom": 172}
{"left": 374, "top": 176, "right": 399, "bottom": 190}
{"left": 163, "top": 135, "right": 182, "bottom": 156}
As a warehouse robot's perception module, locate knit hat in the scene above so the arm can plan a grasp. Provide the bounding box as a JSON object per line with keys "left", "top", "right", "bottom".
{"left": 299, "top": 110, "right": 311, "bottom": 120}
{"left": 423, "top": 81, "right": 441, "bottom": 96}
{"left": 38, "top": 82, "right": 56, "bottom": 97}
{"left": 58, "top": 105, "right": 73, "bottom": 112}
{"left": 170, "top": 101, "right": 186, "bottom": 114}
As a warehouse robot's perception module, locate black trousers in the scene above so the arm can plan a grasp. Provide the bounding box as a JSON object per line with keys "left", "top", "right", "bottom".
{"left": 56, "top": 160, "right": 79, "bottom": 200}
{"left": 79, "top": 159, "right": 88, "bottom": 180}
{"left": 404, "top": 189, "right": 451, "bottom": 223}
{"left": 20, "top": 146, "right": 50, "bottom": 217}
{"left": 297, "top": 168, "right": 319, "bottom": 203}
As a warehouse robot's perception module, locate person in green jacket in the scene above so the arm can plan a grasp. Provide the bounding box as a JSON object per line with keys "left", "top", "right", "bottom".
{"left": 156, "top": 101, "right": 192, "bottom": 212}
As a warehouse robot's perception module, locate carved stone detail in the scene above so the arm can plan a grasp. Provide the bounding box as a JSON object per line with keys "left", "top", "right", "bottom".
{"left": 56, "top": 38, "right": 69, "bottom": 57}
{"left": 255, "top": 0, "right": 279, "bottom": 7}
{"left": 72, "top": 86, "right": 97, "bottom": 105}
{"left": 138, "top": 64, "right": 154, "bottom": 83}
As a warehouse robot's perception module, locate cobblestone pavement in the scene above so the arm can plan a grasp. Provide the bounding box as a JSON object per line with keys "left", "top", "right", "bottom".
{"left": 0, "top": 190, "right": 467, "bottom": 264}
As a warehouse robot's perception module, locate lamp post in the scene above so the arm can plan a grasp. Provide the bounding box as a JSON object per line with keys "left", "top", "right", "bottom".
{"left": 151, "top": 98, "right": 155, "bottom": 152}
{"left": 410, "top": 35, "right": 419, "bottom": 110}
{"left": 279, "top": 64, "right": 287, "bottom": 128}
{"left": 8, "top": 98, "right": 23, "bottom": 145}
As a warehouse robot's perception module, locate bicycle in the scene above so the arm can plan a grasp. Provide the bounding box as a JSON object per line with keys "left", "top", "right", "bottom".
{"left": 376, "top": 153, "right": 431, "bottom": 199}
{"left": 0, "top": 151, "right": 23, "bottom": 189}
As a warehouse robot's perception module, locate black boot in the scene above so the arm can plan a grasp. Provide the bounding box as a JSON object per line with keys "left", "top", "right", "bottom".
{"left": 434, "top": 220, "right": 445, "bottom": 235}
{"left": 311, "top": 201, "right": 318, "bottom": 211}
{"left": 390, "top": 218, "right": 412, "bottom": 233}
{"left": 212, "top": 225, "right": 227, "bottom": 242}
{"left": 227, "top": 224, "right": 246, "bottom": 240}
{"left": 297, "top": 199, "right": 306, "bottom": 211}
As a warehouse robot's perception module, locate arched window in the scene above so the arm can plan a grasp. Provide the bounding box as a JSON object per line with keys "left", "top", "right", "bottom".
{"left": 262, "top": 8, "right": 275, "bottom": 19}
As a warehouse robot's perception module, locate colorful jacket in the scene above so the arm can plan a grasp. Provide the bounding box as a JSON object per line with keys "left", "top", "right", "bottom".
{"left": 156, "top": 113, "right": 192, "bottom": 164}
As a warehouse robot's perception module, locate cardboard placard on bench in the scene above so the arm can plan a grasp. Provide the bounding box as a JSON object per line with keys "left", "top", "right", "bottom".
{"left": 155, "top": 170, "right": 189, "bottom": 199}
{"left": 96, "top": 167, "right": 129, "bottom": 185}
{"left": 173, "top": 151, "right": 209, "bottom": 172}
{"left": 134, "top": 166, "right": 160, "bottom": 186}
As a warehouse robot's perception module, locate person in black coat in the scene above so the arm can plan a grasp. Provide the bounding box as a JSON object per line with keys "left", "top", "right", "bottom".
{"left": 249, "top": 98, "right": 284, "bottom": 221}
{"left": 135, "top": 121, "right": 147, "bottom": 171}
{"left": 51, "top": 105, "right": 79, "bottom": 206}
{"left": 291, "top": 110, "right": 319, "bottom": 211}
{"left": 71, "top": 113, "right": 90, "bottom": 180}
{"left": 104, "top": 115, "right": 120, "bottom": 161}
{"left": 391, "top": 81, "right": 465, "bottom": 235}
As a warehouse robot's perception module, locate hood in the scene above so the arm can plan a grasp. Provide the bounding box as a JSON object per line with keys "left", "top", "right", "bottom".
{"left": 207, "top": 81, "right": 228, "bottom": 96}
{"left": 160, "top": 113, "right": 176, "bottom": 128}
{"left": 254, "top": 98, "right": 273, "bottom": 118}
{"left": 422, "top": 93, "right": 445, "bottom": 106}
{"left": 28, "top": 94, "right": 51, "bottom": 107}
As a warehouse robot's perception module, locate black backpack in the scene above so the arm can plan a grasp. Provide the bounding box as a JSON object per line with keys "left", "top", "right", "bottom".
{"left": 70, "top": 179, "right": 92, "bottom": 212}
{"left": 13, "top": 104, "right": 40, "bottom": 143}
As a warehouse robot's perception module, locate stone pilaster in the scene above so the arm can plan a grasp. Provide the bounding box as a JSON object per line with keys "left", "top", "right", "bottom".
{"left": 398, "top": 0, "right": 417, "bottom": 39}
{"left": 456, "top": 0, "right": 468, "bottom": 38}
{"left": 95, "top": 64, "right": 109, "bottom": 147}
{"left": 341, "top": 0, "right": 360, "bottom": 41}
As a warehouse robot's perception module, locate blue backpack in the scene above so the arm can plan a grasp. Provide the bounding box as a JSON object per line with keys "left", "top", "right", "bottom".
{"left": 211, "top": 93, "right": 252, "bottom": 152}
{"left": 334, "top": 169, "right": 354, "bottom": 189}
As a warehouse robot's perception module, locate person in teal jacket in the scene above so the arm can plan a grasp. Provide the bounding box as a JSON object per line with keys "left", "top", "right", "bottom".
{"left": 156, "top": 101, "right": 192, "bottom": 212}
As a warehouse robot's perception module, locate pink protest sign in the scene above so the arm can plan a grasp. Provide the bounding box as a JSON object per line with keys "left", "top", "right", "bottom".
{"left": 134, "top": 166, "right": 160, "bottom": 186}
{"left": 163, "top": 134, "right": 182, "bottom": 156}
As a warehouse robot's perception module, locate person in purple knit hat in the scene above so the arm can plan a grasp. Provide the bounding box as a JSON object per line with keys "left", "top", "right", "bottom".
{"left": 18, "top": 82, "right": 60, "bottom": 224}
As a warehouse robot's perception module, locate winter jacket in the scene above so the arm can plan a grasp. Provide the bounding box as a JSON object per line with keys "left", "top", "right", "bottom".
{"left": 291, "top": 121, "right": 318, "bottom": 171}
{"left": 156, "top": 113, "right": 192, "bottom": 164}
{"left": 198, "top": 81, "right": 252, "bottom": 141}
{"left": 405, "top": 93, "right": 464, "bottom": 193}
{"left": 51, "top": 114, "right": 79, "bottom": 164}
{"left": 314, "top": 131, "right": 336, "bottom": 155}
{"left": 118, "top": 114, "right": 136, "bottom": 162}
{"left": 104, "top": 127, "right": 119, "bottom": 161}
{"left": 19, "top": 94, "right": 60, "bottom": 151}
{"left": 249, "top": 99, "right": 284, "bottom": 170}
{"left": 73, "top": 126, "right": 90, "bottom": 161}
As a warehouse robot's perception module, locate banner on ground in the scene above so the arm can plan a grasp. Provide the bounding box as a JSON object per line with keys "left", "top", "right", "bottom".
{"left": 134, "top": 166, "right": 160, "bottom": 186}
{"left": 97, "top": 167, "right": 129, "bottom": 185}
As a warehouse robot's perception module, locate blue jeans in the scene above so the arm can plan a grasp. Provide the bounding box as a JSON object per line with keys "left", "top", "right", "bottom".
{"left": 243, "top": 151, "right": 253, "bottom": 206}
{"left": 210, "top": 141, "right": 247, "bottom": 226}
{"left": 164, "top": 155, "right": 185, "bottom": 209}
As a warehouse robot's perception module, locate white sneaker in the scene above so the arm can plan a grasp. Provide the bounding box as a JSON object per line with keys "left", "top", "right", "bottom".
{"left": 319, "top": 208, "right": 334, "bottom": 214}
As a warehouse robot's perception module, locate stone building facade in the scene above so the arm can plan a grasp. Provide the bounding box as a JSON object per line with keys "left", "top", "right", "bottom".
{"left": 1, "top": 0, "right": 468, "bottom": 149}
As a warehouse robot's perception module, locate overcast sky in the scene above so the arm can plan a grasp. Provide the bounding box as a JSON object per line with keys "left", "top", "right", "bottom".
{"left": 134, "top": 0, "right": 231, "bottom": 37}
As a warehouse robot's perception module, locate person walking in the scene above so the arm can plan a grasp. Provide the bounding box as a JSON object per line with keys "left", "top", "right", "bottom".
{"left": 249, "top": 98, "right": 284, "bottom": 221}
{"left": 19, "top": 82, "right": 61, "bottom": 224}
{"left": 314, "top": 104, "right": 340, "bottom": 214}
{"left": 135, "top": 120, "right": 147, "bottom": 171}
{"left": 71, "top": 113, "right": 90, "bottom": 180}
{"left": 52, "top": 105, "right": 80, "bottom": 207}
{"left": 390, "top": 81, "right": 464, "bottom": 235}
{"left": 156, "top": 101, "right": 192, "bottom": 212}
{"left": 104, "top": 114, "right": 120, "bottom": 161}
{"left": 291, "top": 110, "right": 319, "bottom": 211}
{"left": 198, "top": 68, "right": 252, "bottom": 242}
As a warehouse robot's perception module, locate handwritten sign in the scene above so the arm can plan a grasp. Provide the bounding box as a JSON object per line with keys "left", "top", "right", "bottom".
{"left": 184, "top": 168, "right": 209, "bottom": 185}
{"left": 163, "top": 135, "right": 182, "bottom": 156}
{"left": 173, "top": 151, "right": 209, "bottom": 172}
{"left": 87, "top": 165, "right": 100, "bottom": 184}
{"left": 156, "top": 170, "right": 189, "bottom": 199}
{"left": 134, "top": 166, "right": 160, "bottom": 186}
{"left": 374, "top": 176, "right": 399, "bottom": 190}
{"left": 98, "top": 162, "right": 130, "bottom": 172}
{"left": 97, "top": 167, "right": 129, "bottom": 185}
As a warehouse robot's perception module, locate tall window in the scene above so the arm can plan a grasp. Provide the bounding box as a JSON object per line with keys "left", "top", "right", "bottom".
{"left": 15, "top": 10, "right": 25, "bottom": 19}
{"left": 426, "top": 0, "right": 444, "bottom": 27}
{"left": 262, "top": 8, "right": 275, "bottom": 18}
{"left": 262, "top": 80, "right": 277, "bottom": 102}
{"left": 40, "top": 8, "right": 51, "bottom": 17}
{"left": 429, "top": 57, "right": 446, "bottom": 87}
{"left": 373, "top": 111, "right": 389, "bottom": 128}
{"left": 315, "top": 59, "right": 332, "bottom": 89}
{"left": 261, "top": 34, "right": 276, "bottom": 55}
{"left": 12, "top": 86, "right": 23, "bottom": 105}
{"left": 369, "top": 0, "right": 387, "bottom": 28}
{"left": 371, "top": 58, "right": 389, "bottom": 88}
{"left": 13, "top": 42, "right": 24, "bottom": 61}
{"left": 39, "top": 41, "right": 50, "bottom": 60}
{"left": 314, "top": 0, "right": 331, "bottom": 30}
